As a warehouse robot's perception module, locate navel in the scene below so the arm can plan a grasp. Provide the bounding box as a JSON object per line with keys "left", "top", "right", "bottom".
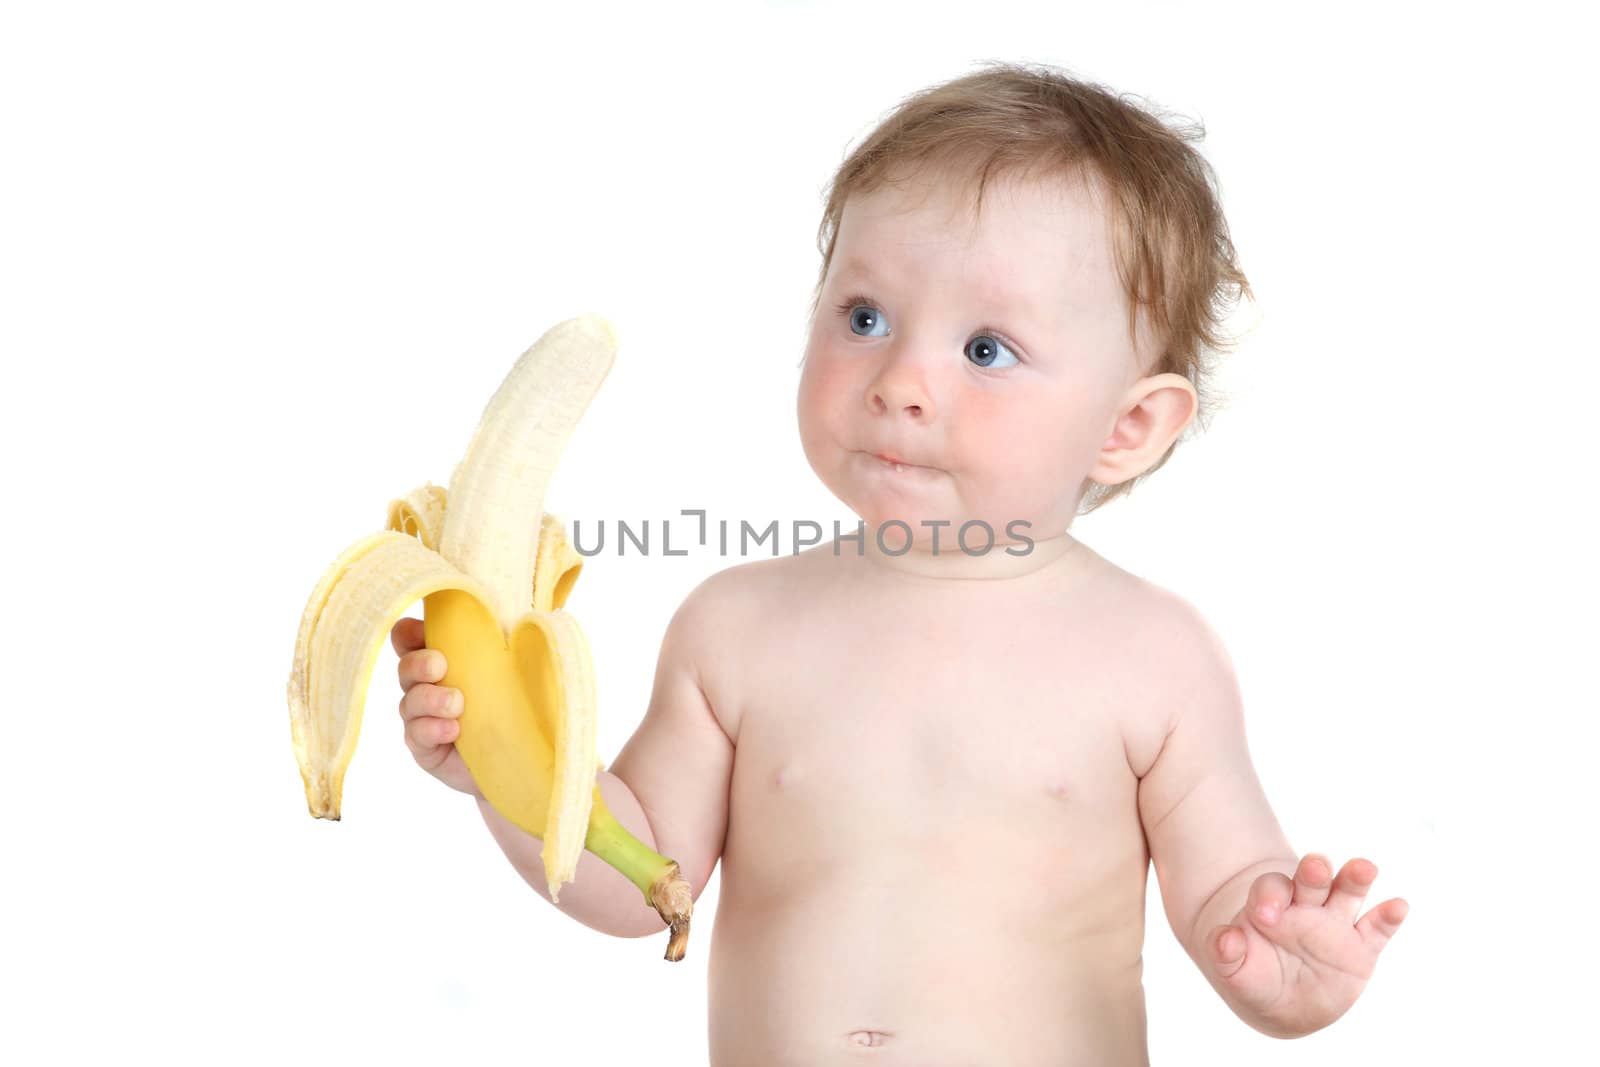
{"left": 845, "top": 1029, "right": 891, "bottom": 1048}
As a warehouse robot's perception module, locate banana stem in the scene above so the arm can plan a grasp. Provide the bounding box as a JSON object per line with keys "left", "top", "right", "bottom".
{"left": 585, "top": 785, "right": 694, "bottom": 961}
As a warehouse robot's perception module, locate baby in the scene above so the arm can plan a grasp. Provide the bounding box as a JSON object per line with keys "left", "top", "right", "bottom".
{"left": 391, "top": 62, "right": 1407, "bottom": 1065}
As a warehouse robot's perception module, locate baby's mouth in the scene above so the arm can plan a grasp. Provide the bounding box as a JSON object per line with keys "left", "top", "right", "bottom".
{"left": 865, "top": 450, "right": 941, "bottom": 475}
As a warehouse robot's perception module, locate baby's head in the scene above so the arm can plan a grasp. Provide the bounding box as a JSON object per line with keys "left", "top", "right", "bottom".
{"left": 797, "top": 61, "right": 1252, "bottom": 549}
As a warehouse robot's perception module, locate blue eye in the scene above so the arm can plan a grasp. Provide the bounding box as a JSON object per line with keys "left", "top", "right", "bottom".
{"left": 838, "top": 296, "right": 890, "bottom": 338}
{"left": 964, "top": 333, "right": 1018, "bottom": 369}
{"left": 833, "top": 292, "right": 1021, "bottom": 369}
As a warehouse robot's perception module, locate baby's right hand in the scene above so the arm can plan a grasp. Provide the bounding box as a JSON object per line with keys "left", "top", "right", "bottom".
{"left": 391, "top": 617, "right": 482, "bottom": 799}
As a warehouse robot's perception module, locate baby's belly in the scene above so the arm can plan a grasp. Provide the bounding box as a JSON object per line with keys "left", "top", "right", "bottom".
{"left": 708, "top": 890, "right": 1149, "bottom": 1066}
{"left": 706, "top": 781, "right": 1153, "bottom": 1065}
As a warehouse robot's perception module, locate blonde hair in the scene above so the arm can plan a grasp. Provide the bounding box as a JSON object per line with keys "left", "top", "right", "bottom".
{"left": 808, "top": 60, "right": 1254, "bottom": 514}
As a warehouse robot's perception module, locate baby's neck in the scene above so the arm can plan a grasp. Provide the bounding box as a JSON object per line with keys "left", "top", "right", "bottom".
{"left": 855, "top": 528, "right": 1083, "bottom": 582}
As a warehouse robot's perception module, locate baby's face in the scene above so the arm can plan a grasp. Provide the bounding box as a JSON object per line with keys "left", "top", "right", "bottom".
{"left": 797, "top": 169, "right": 1155, "bottom": 547}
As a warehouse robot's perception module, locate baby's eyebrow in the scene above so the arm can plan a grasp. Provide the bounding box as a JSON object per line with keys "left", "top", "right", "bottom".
{"left": 833, "top": 255, "right": 1055, "bottom": 329}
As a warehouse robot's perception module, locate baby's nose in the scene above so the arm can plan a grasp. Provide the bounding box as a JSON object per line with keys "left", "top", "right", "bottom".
{"left": 870, "top": 378, "right": 931, "bottom": 419}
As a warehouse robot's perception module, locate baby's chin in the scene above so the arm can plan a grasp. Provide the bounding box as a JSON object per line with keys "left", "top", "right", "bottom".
{"left": 846, "top": 499, "right": 1058, "bottom": 555}
{"left": 820, "top": 452, "right": 1054, "bottom": 545}
{"left": 840, "top": 498, "right": 1016, "bottom": 553}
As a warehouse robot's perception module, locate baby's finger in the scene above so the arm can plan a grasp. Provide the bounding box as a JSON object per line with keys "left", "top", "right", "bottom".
{"left": 1326, "top": 858, "right": 1378, "bottom": 923}
{"left": 406, "top": 714, "right": 461, "bottom": 751}
{"left": 1355, "top": 898, "right": 1409, "bottom": 955}
{"left": 1290, "top": 853, "right": 1332, "bottom": 909}
{"left": 398, "top": 648, "right": 446, "bottom": 691}
{"left": 398, "top": 683, "right": 461, "bottom": 722}
{"left": 390, "top": 616, "right": 425, "bottom": 656}
{"left": 403, "top": 717, "right": 459, "bottom": 767}
{"left": 1245, "top": 871, "right": 1294, "bottom": 930}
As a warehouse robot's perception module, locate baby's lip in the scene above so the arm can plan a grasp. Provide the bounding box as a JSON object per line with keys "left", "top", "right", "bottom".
{"left": 867, "top": 450, "right": 937, "bottom": 470}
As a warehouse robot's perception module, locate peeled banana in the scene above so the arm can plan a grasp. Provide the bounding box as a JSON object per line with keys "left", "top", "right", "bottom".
{"left": 287, "top": 314, "right": 693, "bottom": 961}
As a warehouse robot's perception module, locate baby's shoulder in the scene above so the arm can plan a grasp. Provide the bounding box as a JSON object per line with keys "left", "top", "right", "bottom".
{"left": 1068, "top": 546, "right": 1220, "bottom": 645}
{"left": 659, "top": 554, "right": 804, "bottom": 671}
{"left": 1119, "top": 573, "right": 1231, "bottom": 669}
{"left": 671, "top": 552, "right": 796, "bottom": 622}
{"left": 1079, "top": 560, "right": 1241, "bottom": 775}
{"left": 661, "top": 556, "right": 797, "bottom": 741}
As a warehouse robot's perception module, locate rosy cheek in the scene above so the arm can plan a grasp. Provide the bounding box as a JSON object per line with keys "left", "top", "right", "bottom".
{"left": 799, "top": 348, "right": 855, "bottom": 419}
{"left": 796, "top": 351, "right": 849, "bottom": 456}
{"left": 946, "top": 385, "right": 1011, "bottom": 460}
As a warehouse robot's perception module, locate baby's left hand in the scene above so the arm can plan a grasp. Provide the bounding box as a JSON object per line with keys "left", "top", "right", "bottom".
{"left": 1206, "top": 853, "right": 1408, "bottom": 1038}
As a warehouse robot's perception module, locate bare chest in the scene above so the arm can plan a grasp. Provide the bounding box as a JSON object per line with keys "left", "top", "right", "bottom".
{"left": 701, "top": 563, "right": 1157, "bottom": 1063}
{"left": 721, "top": 584, "right": 1146, "bottom": 902}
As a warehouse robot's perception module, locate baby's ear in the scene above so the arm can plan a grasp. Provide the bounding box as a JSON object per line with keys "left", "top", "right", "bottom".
{"left": 1088, "top": 373, "right": 1197, "bottom": 485}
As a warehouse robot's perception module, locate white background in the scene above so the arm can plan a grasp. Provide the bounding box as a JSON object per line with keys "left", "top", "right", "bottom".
{"left": 3, "top": 1, "right": 1593, "bottom": 1063}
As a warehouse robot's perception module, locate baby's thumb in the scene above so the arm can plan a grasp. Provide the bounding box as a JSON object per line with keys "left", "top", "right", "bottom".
{"left": 1209, "top": 924, "right": 1247, "bottom": 979}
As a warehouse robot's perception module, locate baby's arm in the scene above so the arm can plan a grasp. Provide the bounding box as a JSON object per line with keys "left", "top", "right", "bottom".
{"left": 1136, "top": 594, "right": 1407, "bottom": 1037}
{"left": 475, "top": 574, "right": 735, "bottom": 940}
{"left": 1135, "top": 597, "right": 1296, "bottom": 972}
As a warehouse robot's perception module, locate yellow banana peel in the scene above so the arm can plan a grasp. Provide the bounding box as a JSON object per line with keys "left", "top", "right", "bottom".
{"left": 287, "top": 314, "right": 692, "bottom": 961}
